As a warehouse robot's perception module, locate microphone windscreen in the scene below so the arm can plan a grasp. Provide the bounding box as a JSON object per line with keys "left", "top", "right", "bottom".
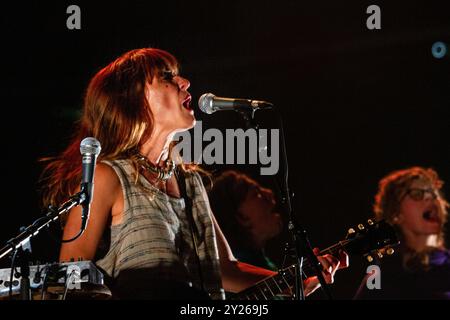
{"left": 198, "top": 93, "right": 216, "bottom": 114}
{"left": 80, "top": 137, "right": 102, "bottom": 155}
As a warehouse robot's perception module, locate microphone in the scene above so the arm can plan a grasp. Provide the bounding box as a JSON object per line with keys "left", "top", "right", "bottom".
{"left": 198, "top": 93, "right": 273, "bottom": 114}
{"left": 79, "top": 137, "right": 101, "bottom": 231}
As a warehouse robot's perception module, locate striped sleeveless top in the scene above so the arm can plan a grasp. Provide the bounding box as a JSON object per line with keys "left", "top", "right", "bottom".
{"left": 95, "top": 159, "right": 224, "bottom": 299}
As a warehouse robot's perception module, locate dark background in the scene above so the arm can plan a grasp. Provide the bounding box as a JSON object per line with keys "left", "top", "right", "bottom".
{"left": 1, "top": 0, "right": 449, "bottom": 299}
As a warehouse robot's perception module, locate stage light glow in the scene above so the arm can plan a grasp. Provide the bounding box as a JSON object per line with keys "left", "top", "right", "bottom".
{"left": 431, "top": 41, "right": 447, "bottom": 59}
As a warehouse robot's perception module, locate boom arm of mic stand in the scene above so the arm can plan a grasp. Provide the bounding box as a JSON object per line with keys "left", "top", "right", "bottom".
{"left": 236, "top": 108, "right": 258, "bottom": 129}
{"left": 0, "top": 192, "right": 86, "bottom": 261}
{"left": 275, "top": 106, "right": 333, "bottom": 300}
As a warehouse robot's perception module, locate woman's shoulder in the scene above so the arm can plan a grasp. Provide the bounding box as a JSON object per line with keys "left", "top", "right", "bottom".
{"left": 100, "top": 158, "right": 136, "bottom": 179}
{"left": 183, "top": 166, "right": 210, "bottom": 186}
{"left": 101, "top": 158, "right": 132, "bottom": 169}
{"left": 94, "top": 162, "right": 122, "bottom": 191}
{"left": 180, "top": 165, "right": 213, "bottom": 198}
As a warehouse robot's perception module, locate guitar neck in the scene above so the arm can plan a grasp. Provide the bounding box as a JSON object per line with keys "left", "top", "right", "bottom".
{"left": 302, "top": 241, "right": 347, "bottom": 276}
{"left": 231, "top": 241, "right": 347, "bottom": 300}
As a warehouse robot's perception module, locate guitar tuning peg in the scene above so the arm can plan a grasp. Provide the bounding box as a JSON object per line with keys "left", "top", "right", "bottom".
{"left": 367, "top": 219, "right": 374, "bottom": 225}
{"left": 347, "top": 228, "right": 356, "bottom": 235}
{"left": 358, "top": 224, "right": 365, "bottom": 230}
{"left": 376, "top": 251, "right": 383, "bottom": 259}
{"left": 386, "top": 248, "right": 395, "bottom": 255}
{"left": 366, "top": 255, "right": 374, "bottom": 263}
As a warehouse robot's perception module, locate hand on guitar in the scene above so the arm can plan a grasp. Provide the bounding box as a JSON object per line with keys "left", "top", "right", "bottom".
{"left": 303, "top": 248, "right": 349, "bottom": 296}
{"left": 228, "top": 220, "right": 397, "bottom": 300}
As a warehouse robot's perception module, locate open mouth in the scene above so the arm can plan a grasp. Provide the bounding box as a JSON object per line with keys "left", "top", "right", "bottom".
{"left": 182, "top": 95, "right": 192, "bottom": 111}
{"left": 422, "top": 209, "right": 440, "bottom": 223}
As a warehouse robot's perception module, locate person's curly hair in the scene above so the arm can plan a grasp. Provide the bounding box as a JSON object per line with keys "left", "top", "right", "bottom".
{"left": 374, "top": 167, "right": 449, "bottom": 268}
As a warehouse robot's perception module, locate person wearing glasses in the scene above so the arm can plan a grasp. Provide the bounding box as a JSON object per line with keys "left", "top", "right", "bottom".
{"left": 354, "top": 167, "right": 450, "bottom": 299}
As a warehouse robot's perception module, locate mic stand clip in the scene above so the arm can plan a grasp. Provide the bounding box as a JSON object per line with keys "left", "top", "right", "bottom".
{"left": 236, "top": 108, "right": 258, "bottom": 130}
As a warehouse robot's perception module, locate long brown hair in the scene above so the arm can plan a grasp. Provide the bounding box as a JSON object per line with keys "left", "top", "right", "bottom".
{"left": 40, "top": 48, "right": 179, "bottom": 208}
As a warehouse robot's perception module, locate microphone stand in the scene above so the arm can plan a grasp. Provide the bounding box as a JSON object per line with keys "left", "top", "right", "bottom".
{"left": 236, "top": 106, "right": 332, "bottom": 300}
{"left": 0, "top": 191, "right": 87, "bottom": 300}
{"left": 236, "top": 108, "right": 258, "bottom": 130}
{"left": 17, "top": 239, "right": 32, "bottom": 300}
{"left": 0, "top": 191, "right": 86, "bottom": 261}
{"left": 274, "top": 106, "right": 332, "bottom": 300}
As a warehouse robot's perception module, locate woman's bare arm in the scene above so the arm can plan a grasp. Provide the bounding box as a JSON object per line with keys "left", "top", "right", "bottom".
{"left": 59, "top": 163, "right": 122, "bottom": 262}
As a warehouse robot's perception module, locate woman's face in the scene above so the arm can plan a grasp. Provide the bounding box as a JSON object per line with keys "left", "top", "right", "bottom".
{"left": 238, "top": 184, "right": 283, "bottom": 247}
{"left": 146, "top": 70, "right": 195, "bottom": 133}
{"left": 396, "top": 178, "right": 446, "bottom": 238}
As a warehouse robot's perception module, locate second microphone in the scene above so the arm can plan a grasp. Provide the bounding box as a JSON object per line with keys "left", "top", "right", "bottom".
{"left": 198, "top": 93, "right": 273, "bottom": 114}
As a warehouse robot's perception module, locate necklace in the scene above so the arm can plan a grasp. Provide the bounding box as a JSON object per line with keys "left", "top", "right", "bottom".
{"left": 133, "top": 152, "right": 176, "bottom": 181}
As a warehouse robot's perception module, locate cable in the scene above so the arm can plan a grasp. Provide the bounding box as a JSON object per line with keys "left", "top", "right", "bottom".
{"left": 60, "top": 193, "right": 88, "bottom": 243}
{"left": 61, "top": 229, "right": 84, "bottom": 243}
{"left": 62, "top": 269, "right": 76, "bottom": 300}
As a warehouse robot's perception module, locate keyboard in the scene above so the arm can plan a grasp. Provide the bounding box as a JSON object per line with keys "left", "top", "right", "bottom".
{"left": 0, "top": 260, "right": 110, "bottom": 300}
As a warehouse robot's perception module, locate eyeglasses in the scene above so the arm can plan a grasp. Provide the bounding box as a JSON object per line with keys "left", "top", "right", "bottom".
{"left": 405, "top": 188, "right": 438, "bottom": 201}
